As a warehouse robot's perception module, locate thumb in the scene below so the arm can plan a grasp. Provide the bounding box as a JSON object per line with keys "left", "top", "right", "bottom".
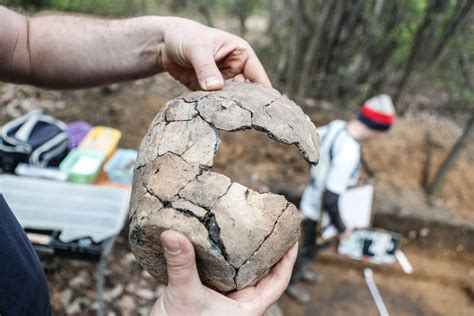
{"left": 189, "top": 46, "right": 224, "bottom": 91}
{"left": 161, "top": 230, "right": 203, "bottom": 297}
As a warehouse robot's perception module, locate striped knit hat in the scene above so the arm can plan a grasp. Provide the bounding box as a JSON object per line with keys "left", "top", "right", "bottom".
{"left": 357, "top": 94, "right": 396, "bottom": 131}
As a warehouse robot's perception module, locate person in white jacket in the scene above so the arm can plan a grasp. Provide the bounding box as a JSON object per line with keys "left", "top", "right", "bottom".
{"left": 287, "top": 95, "right": 396, "bottom": 303}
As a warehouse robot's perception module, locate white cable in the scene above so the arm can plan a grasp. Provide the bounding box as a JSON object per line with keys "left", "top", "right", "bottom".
{"left": 364, "top": 268, "right": 389, "bottom": 316}
{"left": 395, "top": 250, "right": 414, "bottom": 274}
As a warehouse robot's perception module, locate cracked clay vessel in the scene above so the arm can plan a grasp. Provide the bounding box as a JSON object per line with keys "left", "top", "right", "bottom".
{"left": 129, "top": 81, "right": 320, "bottom": 292}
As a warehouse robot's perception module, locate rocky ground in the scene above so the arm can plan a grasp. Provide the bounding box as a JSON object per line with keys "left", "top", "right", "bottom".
{"left": 1, "top": 74, "right": 473, "bottom": 315}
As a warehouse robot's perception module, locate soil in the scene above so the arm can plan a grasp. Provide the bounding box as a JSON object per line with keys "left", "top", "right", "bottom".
{"left": 281, "top": 245, "right": 474, "bottom": 316}
{"left": 1, "top": 74, "right": 473, "bottom": 315}
{"left": 41, "top": 228, "right": 474, "bottom": 315}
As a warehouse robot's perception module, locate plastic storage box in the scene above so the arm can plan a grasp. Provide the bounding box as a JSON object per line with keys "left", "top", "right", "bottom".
{"left": 104, "top": 149, "right": 137, "bottom": 183}
{"left": 79, "top": 126, "right": 121, "bottom": 161}
{"left": 59, "top": 149, "right": 105, "bottom": 184}
{"left": 65, "top": 121, "right": 92, "bottom": 150}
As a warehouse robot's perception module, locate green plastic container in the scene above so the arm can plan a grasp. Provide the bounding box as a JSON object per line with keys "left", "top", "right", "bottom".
{"left": 60, "top": 149, "right": 105, "bottom": 184}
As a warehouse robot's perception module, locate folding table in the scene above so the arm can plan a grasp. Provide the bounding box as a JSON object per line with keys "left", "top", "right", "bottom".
{"left": 0, "top": 174, "right": 130, "bottom": 316}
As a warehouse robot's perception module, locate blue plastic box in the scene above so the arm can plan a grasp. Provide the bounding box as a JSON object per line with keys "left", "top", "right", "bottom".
{"left": 104, "top": 149, "right": 137, "bottom": 183}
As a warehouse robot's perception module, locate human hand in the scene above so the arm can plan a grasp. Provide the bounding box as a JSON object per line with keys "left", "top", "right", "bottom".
{"left": 159, "top": 17, "right": 271, "bottom": 91}
{"left": 151, "top": 230, "right": 298, "bottom": 316}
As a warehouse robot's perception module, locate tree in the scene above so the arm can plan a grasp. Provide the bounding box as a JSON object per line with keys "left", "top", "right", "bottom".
{"left": 426, "top": 50, "right": 474, "bottom": 199}
{"left": 234, "top": 0, "right": 257, "bottom": 36}
{"left": 393, "top": 0, "right": 448, "bottom": 113}
{"left": 426, "top": 114, "right": 474, "bottom": 199}
{"left": 429, "top": 0, "right": 474, "bottom": 64}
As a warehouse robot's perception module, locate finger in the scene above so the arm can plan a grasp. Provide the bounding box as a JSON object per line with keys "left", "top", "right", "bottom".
{"left": 252, "top": 243, "right": 298, "bottom": 311}
{"left": 189, "top": 45, "right": 224, "bottom": 91}
{"left": 160, "top": 230, "right": 203, "bottom": 297}
{"left": 229, "top": 74, "right": 246, "bottom": 82}
{"left": 162, "top": 54, "right": 200, "bottom": 91}
{"left": 242, "top": 49, "right": 272, "bottom": 88}
{"left": 170, "top": 68, "right": 200, "bottom": 91}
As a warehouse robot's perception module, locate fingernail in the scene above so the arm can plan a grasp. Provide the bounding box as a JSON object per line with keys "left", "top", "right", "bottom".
{"left": 163, "top": 237, "right": 181, "bottom": 255}
{"left": 203, "top": 77, "right": 222, "bottom": 90}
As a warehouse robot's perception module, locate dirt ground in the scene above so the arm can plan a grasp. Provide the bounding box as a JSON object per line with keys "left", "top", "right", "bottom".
{"left": 1, "top": 75, "right": 473, "bottom": 315}
{"left": 281, "top": 245, "right": 474, "bottom": 316}
{"left": 41, "top": 228, "right": 474, "bottom": 315}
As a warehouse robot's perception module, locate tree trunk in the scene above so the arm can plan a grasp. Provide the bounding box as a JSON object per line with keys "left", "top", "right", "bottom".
{"left": 458, "top": 51, "right": 473, "bottom": 90}
{"left": 420, "top": 131, "right": 434, "bottom": 189}
{"left": 316, "top": 0, "right": 345, "bottom": 95}
{"left": 295, "top": 0, "right": 334, "bottom": 100}
{"left": 286, "top": 0, "right": 308, "bottom": 98}
{"left": 374, "top": 0, "right": 385, "bottom": 17}
{"left": 394, "top": 0, "right": 446, "bottom": 114}
{"left": 141, "top": 0, "right": 147, "bottom": 14}
{"left": 328, "top": 0, "right": 365, "bottom": 99}
{"left": 198, "top": 1, "right": 214, "bottom": 27}
{"left": 236, "top": 0, "right": 248, "bottom": 36}
{"left": 351, "top": 0, "right": 402, "bottom": 87}
{"left": 427, "top": 114, "right": 474, "bottom": 198}
{"left": 273, "top": 42, "right": 289, "bottom": 87}
{"left": 430, "top": 0, "right": 474, "bottom": 64}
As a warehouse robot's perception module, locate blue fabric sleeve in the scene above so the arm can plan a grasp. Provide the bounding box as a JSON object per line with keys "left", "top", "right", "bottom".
{"left": 0, "top": 194, "right": 51, "bottom": 316}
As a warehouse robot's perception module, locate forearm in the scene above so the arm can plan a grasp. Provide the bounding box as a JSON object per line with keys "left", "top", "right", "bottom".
{"left": 322, "top": 190, "right": 346, "bottom": 233}
{"left": 28, "top": 15, "right": 166, "bottom": 88}
{"left": 1, "top": 7, "right": 169, "bottom": 89}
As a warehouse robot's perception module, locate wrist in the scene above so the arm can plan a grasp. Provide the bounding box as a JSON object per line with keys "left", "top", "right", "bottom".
{"left": 158, "top": 16, "right": 206, "bottom": 38}
{"left": 146, "top": 16, "right": 191, "bottom": 74}
{"left": 138, "top": 16, "right": 169, "bottom": 74}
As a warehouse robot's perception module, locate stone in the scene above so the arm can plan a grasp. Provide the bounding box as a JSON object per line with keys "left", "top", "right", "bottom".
{"left": 135, "top": 288, "right": 155, "bottom": 300}
{"left": 66, "top": 297, "right": 90, "bottom": 314}
{"left": 69, "top": 270, "right": 89, "bottom": 289}
{"left": 138, "top": 307, "right": 152, "bottom": 316}
{"left": 103, "top": 284, "right": 124, "bottom": 302}
{"left": 117, "top": 295, "right": 135, "bottom": 314}
{"left": 59, "top": 289, "right": 73, "bottom": 306}
{"left": 123, "top": 252, "right": 137, "bottom": 264}
{"left": 130, "top": 81, "right": 319, "bottom": 292}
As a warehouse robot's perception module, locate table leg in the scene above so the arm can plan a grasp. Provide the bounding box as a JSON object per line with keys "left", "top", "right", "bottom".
{"left": 97, "top": 236, "right": 118, "bottom": 316}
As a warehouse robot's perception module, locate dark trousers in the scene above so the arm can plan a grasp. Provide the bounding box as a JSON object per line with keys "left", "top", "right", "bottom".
{"left": 290, "top": 218, "right": 322, "bottom": 285}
